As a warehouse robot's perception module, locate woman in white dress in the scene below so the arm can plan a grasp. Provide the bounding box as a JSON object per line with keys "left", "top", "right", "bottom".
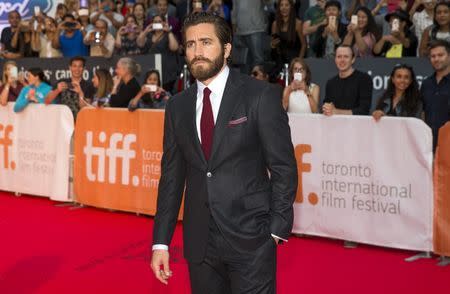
{"left": 282, "top": 57, "right": 320, "bottom": 113}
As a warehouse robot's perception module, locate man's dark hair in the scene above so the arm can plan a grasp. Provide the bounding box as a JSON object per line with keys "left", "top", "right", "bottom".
{"left": 182, "top": 12, "right": 232, "bottom": 48}
{"left": 70, "top": 56, "right": 86, "bottom": 67}
{"left": 336, "top": 44, "right": 355, "bottom": 58}
{"left": 325, "top": 0, "right": 341, "bottom": 11}
{"left": 428, "top": 40, "right": 450, "bottom": 54}
{"left": 9, "top": 10, "right": 21, "bottom": 19}
{"left": 62, "top": 14, "right": 76, "bottom": 21}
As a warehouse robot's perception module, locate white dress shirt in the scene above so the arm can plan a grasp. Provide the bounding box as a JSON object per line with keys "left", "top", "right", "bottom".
{"left": 152, "top": 66, "right": 285, "bottom": 251}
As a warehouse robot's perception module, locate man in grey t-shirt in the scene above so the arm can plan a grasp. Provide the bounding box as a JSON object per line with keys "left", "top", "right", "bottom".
{"left": 232, "top": 0, "right": 269, "bottom": 72}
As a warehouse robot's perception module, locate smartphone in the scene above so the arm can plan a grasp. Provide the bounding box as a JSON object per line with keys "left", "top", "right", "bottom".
{"left": 34, "top": 6, "right": 41, "bottom": 16}
{"left": 294, "top": 72, "right": 302, "bottom": 82}
{"left": 33, "top": 20, "right": 38, "bottom": 31}
{"left": 145, "top": 84, "right": 157, "bottom": 92}
{"left": 328, "top": 16, "right": 336, "bottom": 29}
{"left": 10, "top": 66, "right": 18, "bottom": 79}
{"left": 392, "top": 19, "right": 399, "bottom": 32}
{"left": 351, "top": 15, "right": 358, "bottom": 26}
{"left": 193, "top": 2, "right": 202, "bottom": 9}
{"left": 94, "top": 31, "right": 101, "bottom": 43}
{"left": 152, "top": 23, "right": 163, "bottom": 30}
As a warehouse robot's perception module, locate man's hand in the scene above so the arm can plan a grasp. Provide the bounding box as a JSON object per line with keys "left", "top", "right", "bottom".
{"left": 322, "top": 102, "right": 336, "bottom": 116}
{"left": 57, "top": 81, "right": 68, "bottom": 93}
{"left": 151, "top": 249, "right": 172, "bottom": 285}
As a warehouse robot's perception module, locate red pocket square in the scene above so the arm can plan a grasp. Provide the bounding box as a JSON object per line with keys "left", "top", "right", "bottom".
{"left": 228, "top": 116, "right": 247, "bottom": 126}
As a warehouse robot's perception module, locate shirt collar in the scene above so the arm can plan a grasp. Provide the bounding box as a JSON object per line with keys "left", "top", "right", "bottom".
{"left": 196, "top": 66, "right": 230, "bottom": 98}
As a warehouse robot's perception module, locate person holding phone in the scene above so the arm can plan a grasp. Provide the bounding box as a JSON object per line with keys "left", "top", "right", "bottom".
{"left": 137, "top": 14, "right": 179, "bottom": 54}
{"left": 0, "top": 61, "right": 24, "bottom": 106}
{"left": 116, "top": 15, "right": 142, "bottom": 55}
{"left": 84, "top": 19, "right": 115, "bottom": 58}
{"left": 45, "top": 56, "right": 95, "bottom": 120}
{"left": 373, "top": 9, "right": 418, "bottom": 57}
{"left": 31, "top": 16, "right": 63, "bottom": 58}
{"left": 282, "top": 58, "right": 320, "bottom": 113}
{"left": 52, "top": 14, "right": 88, "bottom": 57}
{"left": 0, "top": 11, "right": 26, "bottom": 59}
{"left": 90, "top": 0, "right": 124, "bottom": 36}
{"left": 342, "top": 6, "right": 381, "bottom": 57}
{"left": 311, "top": 0, "right": 347, "bottom": 58}
{"left": 128, "top": 69, "right": 171, "bottom": 111}
{"left": 14, "top": 68, "right": 53, "bottom": 113}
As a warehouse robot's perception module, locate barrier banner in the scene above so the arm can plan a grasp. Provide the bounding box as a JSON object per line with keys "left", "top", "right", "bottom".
{"left": 0, "top": 103, "right": 74, "bottom": 201}
{"left": 433, "top": 122, "right": 450, "bottom": 256}
{"left": 290, "top": 114, "right": 433, "bottom": 251}
{"left": 74, "top": 108, "right": 165, "bottom": 215}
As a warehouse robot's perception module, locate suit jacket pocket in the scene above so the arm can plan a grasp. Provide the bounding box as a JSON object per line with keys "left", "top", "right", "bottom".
{"left": 243, "top": 191, "right": 270, "bottom": 210}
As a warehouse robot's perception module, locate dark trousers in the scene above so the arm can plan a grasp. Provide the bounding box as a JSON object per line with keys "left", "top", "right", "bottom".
{"left": 188, "top": 219, "right": 277, "bottom": 294}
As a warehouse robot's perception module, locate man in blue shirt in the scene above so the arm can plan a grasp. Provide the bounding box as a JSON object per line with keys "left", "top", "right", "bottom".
{"left": 421, "top": 40, "right": 450, "bottom": 150}
{"left": 51, "top": 14, "right": 88, "bottom": 57}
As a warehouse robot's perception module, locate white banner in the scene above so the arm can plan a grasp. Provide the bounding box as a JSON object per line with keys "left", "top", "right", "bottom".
{"left": 290, "top": 114, "right": 434, "bottom": 251}
{"left": 0, "top": 103, "right": 74, "bottom": 201}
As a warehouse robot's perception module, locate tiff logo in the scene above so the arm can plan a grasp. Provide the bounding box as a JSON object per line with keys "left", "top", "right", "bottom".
{"left": 84, "top": 131, "right": 139, "bottom": 186}
{"left": 0, "top": 124, "right": 15, "bottom": 170}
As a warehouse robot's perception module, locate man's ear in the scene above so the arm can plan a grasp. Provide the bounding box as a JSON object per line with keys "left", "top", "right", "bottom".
{"left": 224, "top": 43, "right": 232, "bottom": 60}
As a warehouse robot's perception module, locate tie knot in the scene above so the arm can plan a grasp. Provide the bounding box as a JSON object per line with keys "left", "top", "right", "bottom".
{"left": 203, "top": 87, "right": 211, "bottom": 99}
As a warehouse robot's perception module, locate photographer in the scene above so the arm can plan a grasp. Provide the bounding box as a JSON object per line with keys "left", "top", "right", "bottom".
{"left": 115, "top": 15, "right": 142, "bottom": 56}
{"left": 137, "top": 14, "right": 179, "bottom": 54}
{"left": 84, "top": 19, "right": 115, "bottom": 58}
{"left": 31, "top": 16, "right": 62, "bottom": 58}
{"left": 52, "top": 14, "right": 88, "bottom": 57}
{"left": 0, "top": 11, "right": 25, "bottom": 59}
{"left": 90, "top": 0, "right": 124, "bottom": 36}
{"left": 45, "top": 56, "right": 95, "bottom": 120}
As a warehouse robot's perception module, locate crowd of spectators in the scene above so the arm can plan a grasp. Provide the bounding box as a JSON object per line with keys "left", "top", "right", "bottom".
{"left": 0, "top": 0, "right": 449, "bottom": 147}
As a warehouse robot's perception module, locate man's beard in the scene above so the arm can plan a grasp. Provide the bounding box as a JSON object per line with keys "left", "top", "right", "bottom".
{"left": 186, "top": 51, "right": 225, "bottom": 82}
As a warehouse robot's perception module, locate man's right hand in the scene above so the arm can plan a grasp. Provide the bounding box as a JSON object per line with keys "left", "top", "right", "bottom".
{"left": 151, "top": 249, "right": 172, "bottom": 285}
{"left": 57, "top": 81, "right": 68, "bottom": 92}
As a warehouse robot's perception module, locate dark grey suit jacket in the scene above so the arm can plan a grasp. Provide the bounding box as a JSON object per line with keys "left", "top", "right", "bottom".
{"left": 153, "top": 69, "right": 298, "bottom": 263}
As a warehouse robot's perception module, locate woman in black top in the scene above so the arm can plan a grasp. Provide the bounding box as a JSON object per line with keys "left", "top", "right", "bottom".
{"left": 271, "top": 0, "right": 306, "bottom": 64}
{"left": 109, "top": 57, "right": 141, "bottom": 108}
{"left": 372, "top": 64, "right": 423, "bottom": 121}
{"left": 137, "top": 14, "right": 179, "bottom": 54}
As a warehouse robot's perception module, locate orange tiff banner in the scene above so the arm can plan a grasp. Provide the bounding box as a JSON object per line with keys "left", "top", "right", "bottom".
{"left": 433, "top": 122, "right": 450, "bottom": 256}
{"left": 74, "top": 108, "right": 178, "bottom": 216}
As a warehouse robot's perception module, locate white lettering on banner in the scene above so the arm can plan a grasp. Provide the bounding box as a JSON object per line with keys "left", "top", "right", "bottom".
{"left": 290, "top": 114, "right": 433, "bottom": 251}
{"left": 84, "top": 131, "right": 138, "bottom": 186}
{"left": 141, "top": 149, "right": 162, "bottom": 188}
{"left": 0, "top": 1, "right": 30, "bottom": 18}
{"left": 0, "top": 103, "right": 74, "bottom": 201}
{"left": 0, "top": 123, "right": 15, "bottom": 170}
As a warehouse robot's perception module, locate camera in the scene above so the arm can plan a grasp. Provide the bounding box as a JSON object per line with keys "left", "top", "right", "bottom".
{"left": 145, "top": 84, "right": 157, "bottom": 92}
{"left": 65, "top": 21, "right": 77, "bottom": 29}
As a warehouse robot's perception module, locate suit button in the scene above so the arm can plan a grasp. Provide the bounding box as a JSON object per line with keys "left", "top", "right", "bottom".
{"left": 206, "top": 172, "right": 212, "bottom": 178}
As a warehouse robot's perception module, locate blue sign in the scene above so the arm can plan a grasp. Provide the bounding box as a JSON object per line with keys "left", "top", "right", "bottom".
{"left": 0, "top": 0, "right": 53, "bottom": 24}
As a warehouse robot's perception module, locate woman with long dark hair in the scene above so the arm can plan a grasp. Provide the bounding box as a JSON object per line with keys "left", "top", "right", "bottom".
{"left": 420, "top": 1, "right": 450, "bottom": 57}
{"left": 342, "top": 6, "right": 380, "bottom": 57}
{"left": 372, "top": 64, "right": 423, "bottom": 121}
{"left": 271, "top": 0, "right": 306, "bottom": 64}
{"left": 128, "top": 69, "right": 171, "bottom": 111}
{"left": 14, "top": 68, "right": 52, "bottom": 112}
{"left": 80, "top": 68, "right": 113, "bottom": 108}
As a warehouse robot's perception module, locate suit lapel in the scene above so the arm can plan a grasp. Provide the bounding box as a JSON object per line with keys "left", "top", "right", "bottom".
{"left": 208, "top": 71, "right": 244, "bottom": 168}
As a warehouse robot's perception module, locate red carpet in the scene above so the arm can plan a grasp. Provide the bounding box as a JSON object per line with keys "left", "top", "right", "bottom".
{"left": 0, "top": 191, "right": 449, "bottom": 294}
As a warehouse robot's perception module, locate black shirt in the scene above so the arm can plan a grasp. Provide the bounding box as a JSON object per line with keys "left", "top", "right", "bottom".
{"left": 0, "top": 27, "right": 25, "bottom": 54}
{"left": 421, "top": 72, "right": 450, "bottom": 149}
{"left": 324, "top": 69, "right": 373, "bottom": 115}
{"left": 109, "top": 77, "right": 141, "bottom": 108}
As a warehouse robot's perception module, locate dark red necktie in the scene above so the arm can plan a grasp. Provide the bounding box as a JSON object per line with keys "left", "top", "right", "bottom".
{"left": 201, "top": 87, "right": 214, "bottom": 160}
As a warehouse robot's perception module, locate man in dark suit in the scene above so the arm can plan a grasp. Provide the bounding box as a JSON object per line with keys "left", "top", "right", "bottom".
{"left": 151, "top": 12, "right": 298, "bottom": 294}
